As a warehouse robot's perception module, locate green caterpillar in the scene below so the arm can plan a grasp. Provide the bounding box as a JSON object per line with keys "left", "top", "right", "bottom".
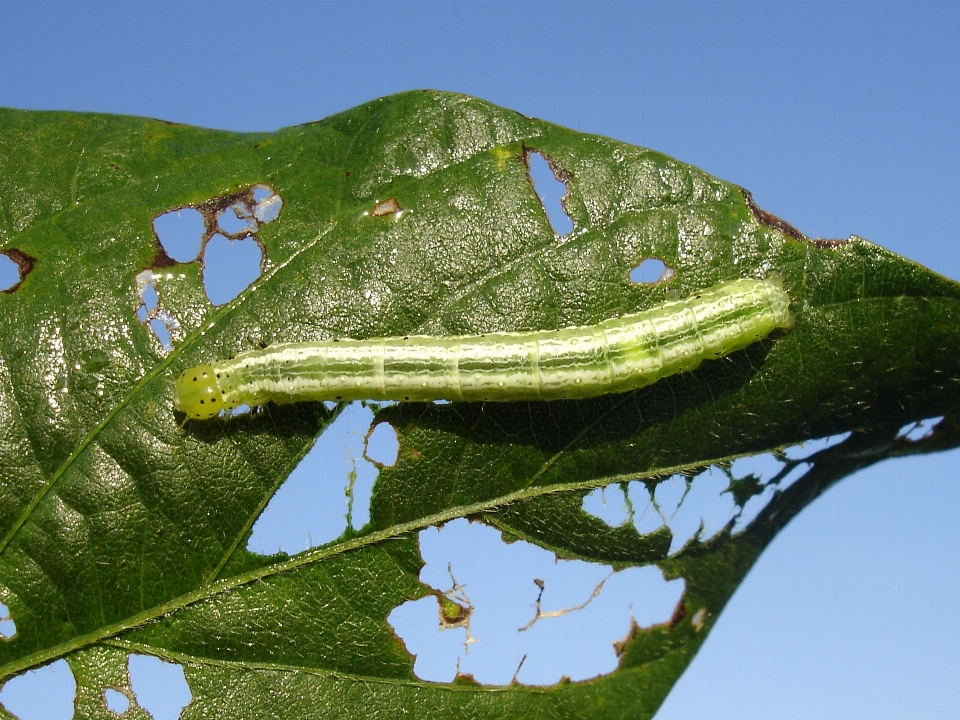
{"left": 173, "top": 277, "right": 793, "bottom": 420}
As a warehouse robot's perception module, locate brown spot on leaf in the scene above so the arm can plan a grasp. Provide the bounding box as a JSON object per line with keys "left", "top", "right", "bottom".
{"left": 1, "top": 248, "right": 36, "bottom": 293}
{"left": 691, "top": 607, "right": 707, "bottom": 631}
{"left": 739, "top": 187, "right": 806, "bottom": 241}
{"left": 811, "top": 238, "right": 849, "bottom": 249}
{"left": 195, "top": 188, "right": 253, "bottom": 220}
{"left": 435, "top": 590, "right": 472, "bottom": 627}
{"left": 453, "top": 672, "right": 481, "bottom": 686}
{"left": 669, "top": 596, "right": 688, "bottom": 628}
{"left": 614, "top": 617, "right": 639, "bottom": 657}
{"left": 152, "top": 248, "right": 178, "bottom": 269}
{"left": 371, "top": 198, "right": 402, "bottom": 217}
{"left": 523, "top": 146, "right": 572, "bottom": 183}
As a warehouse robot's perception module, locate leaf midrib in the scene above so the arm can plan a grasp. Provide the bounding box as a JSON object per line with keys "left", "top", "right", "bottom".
{"left": 105, "top": 635, "right": 666, "bottom": 694}
{"left": 0, "top": 217, "right": 340, "bottom": 557}
{"left": 0, "top": 453, "right": 718, "bottom": 682}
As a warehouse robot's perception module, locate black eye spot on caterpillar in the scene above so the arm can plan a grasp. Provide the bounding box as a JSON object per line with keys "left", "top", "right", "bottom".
{"left": 173, "top": 278, "right": 793, "bottom": 420}
{"left": 172, "top": 364, "right": 224, "bottom": 420}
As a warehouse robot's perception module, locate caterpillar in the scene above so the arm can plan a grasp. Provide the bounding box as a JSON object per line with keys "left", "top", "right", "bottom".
{"left": 173, "top": 277, "right": 793, "bottom": 420}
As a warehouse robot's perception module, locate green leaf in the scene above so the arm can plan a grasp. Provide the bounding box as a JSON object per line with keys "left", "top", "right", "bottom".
{"left": 1, "top": 90, "right": 959, "bottom": 718}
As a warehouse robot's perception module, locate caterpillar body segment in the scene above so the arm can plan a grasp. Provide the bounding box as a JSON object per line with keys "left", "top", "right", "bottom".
{"left": 173, "top": 277, "right": 793, "bottom": 420}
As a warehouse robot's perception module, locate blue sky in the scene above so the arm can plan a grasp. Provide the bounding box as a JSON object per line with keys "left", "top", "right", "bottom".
{"left": 2, "top": 2, "right": 959, "bottom": 718}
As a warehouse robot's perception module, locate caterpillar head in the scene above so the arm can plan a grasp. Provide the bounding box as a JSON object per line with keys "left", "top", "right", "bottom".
{"left": 173, "top": 364, "right": 224, "bottom": 420}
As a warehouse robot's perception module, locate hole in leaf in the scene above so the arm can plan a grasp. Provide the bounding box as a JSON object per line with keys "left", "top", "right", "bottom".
{"left": 0, "top": 659, "right": 76, "bottom": 720}
{"left": 727, "top": 453, "right": 819, "bottom": 533}
{"left": 897, "top": 417, "right": 943, "bottom": 442}
{"left": 134, "top": 270, "right": 157, "bottom": 302}
{"left": 526, "top": 151, "right": 573, "bottom": 236}
{"left": 251, "top": 184, "right": 283, "bottom": 223}
{"left": 725, "top": 456, "right": 779, "bottom": 510}
{"left": 582, "top": 484, "right": 630, "bottom": 526}
{"left": 135, "top": 268, "right": 180, "bottom": 352}
{"left": 728, "top": 453, "right": 785, "bottom": 487}
{"left": 201, "top": 234, "right": 263, "bottom": 306}
{"left": 221, "top": 403, "right": 252, "bottom": 419}
{"left": 732, "top": 484, "right": 778, "bottom": 533}
{"left": 595, "top": 455, "right": 823, "bottom": 542}
{"left": 249, "top": 403, "right": 381, "bottom": 554}
{"left": 140, "top": 283, "right": 159, "bottom": 311}
{"left": 371, "top": 197, "right": 403, "bottom": 218}
{"left": 217, "top": 202, "right": 258, "bottom": 237}
{"left": 103, "top": 688, "right": 130, "bottom": 715}
{"left": 0, "top": 602, "right": 17, "bottom": 640}
{"left": 775, "top": 463, "right": 809, "bottom": 492}
{"left": 365, "top": 421, "right": 399, "bottom": 467}
{"left": 148, "top": 319, "right": 173, "bottom": 351}
{"left": 134, "top": 270, "right": 180, "bottom": 352}
{"left": 783, "top": 431, "right": 852, "bottom": 460}
{"left": 638, "top": 467, "right": 739, "bottom": 555}
{"left": 629, "top": 258, "right": 674, "bottom": 285}
{"left": 388, "top": 519, "right": 685, "bottom": 685}
{"left": 0, "top": 254, "right": 21, "bottom": 292}
{"left": 631, "top": 483, "right": 666, "bottom": 536}
{"left": 587, "top": 469, "right": 747, "bottom": 551}
{"left": 661, "top": 468, "right": 737, "bottom": 553}
{"left": 650, "top": 475, "right": 685, "bottom": 518}
{"left": 0, "top": 249, "right": 34, "bottom": 293}
{"left": 153, "top": 207, "right": 205, "bottom": 262}
{"left": 127, "top": 654, "right": 191, "bottom": 720}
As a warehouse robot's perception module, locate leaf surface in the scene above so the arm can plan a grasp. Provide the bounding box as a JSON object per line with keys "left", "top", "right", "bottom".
{"left": 1, "top": 91, "right": 958, "bottom": 718}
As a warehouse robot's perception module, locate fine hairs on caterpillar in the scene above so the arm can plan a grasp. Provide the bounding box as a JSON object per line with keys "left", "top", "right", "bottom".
{"left": 173, "top": 277, "right": 793, "bottom": 420}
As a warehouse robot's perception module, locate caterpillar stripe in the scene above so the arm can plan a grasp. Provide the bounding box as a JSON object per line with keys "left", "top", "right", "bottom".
{"left": 173, "top": 277, "right": 793, "bottom": 420}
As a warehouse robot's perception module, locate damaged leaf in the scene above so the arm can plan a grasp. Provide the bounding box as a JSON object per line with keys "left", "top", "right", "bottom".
{"left": 1, "top": 91, "right": 959, "bottom": 718}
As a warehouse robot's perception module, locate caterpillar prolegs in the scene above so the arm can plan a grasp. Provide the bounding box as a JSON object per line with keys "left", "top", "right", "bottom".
{"left": 173, "top": 277, "right": 793, "bottom": 420}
